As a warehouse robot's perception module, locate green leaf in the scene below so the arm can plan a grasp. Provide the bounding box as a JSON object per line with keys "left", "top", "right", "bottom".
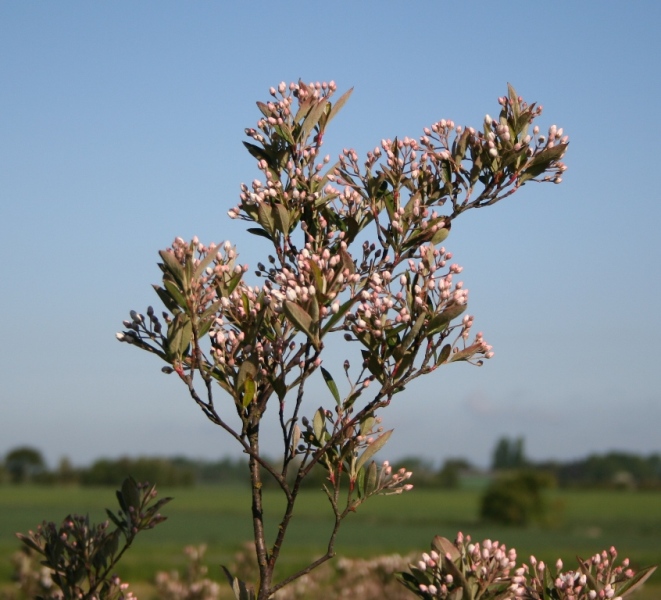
{"left": 246, "top": 227, "right": 273, "bottom": 241}
{"left": 273, "top": 203, "right": 291, "bottom": 235}
{"left": 257, "top": 203, "right": 275, "bottom": 234}
{"left": 429, "top": 302, "right": 467, "bottom": 337}
{"left": 283, "top": 300, "right": 319, "bottom": 348}
{"left": 453, "top": 129, "right": 470, "bottom": 163}
{"left": 242, "top": 141, "right": 271, "bottom": 165}
{"left": 120, "top": 477, "right": 140, "bottom": 514}
{"left": 360, "top": 416, "right": 375, "bottom": 435}
{"left": 431, "top": 224, "right": 451, "bottom": 245}
{"left": 436, "top": 343, "right": 452, "bottom": 366}
{"left": 519, "top": 143, "right": 568, "bottom": 184}
{"left": 105, "top": 509, "right": 125, "bottom": 529}
{"left": 165, "top": 313, "right": 192, "bottom": 359}
{"left": 163, "top": 280, "right": 187, "bottom": 310}
{"left": 356, "top": 430, "right": 392, "bottom": 472}
{"left": 397, "top": 312, "right": 427, "bottom": 357}
{"left": 221, "top": 566, "right": 255, "bottom": 600}
{"left": 365, "top": 460, "right": 378, "bottom": 496}
{"left": 153, "top": 284, "right": 181, "bottom": 313}
{"left": 193, "top": 244, "right": 221, "bottom": 279}
{"left": 320, "top": 367, "right": 341, "bottom": 405}
{"left": 356, "top": 464, "right": 366, "bottom": 498}
{"left": 15, "top": 533, "right": 44, "bottom": 555}
{"left": 255, "top": 101, "right": 270, "bottom": 118}
{"left": 274, "top": 123, "right": 295, "bottom": 145}
{"left": 291, "top": 424, "right": 301, "bottom": 454}
{"left": 300, "top": 98, "right": 329, "bottom": 142}
{"left": 236, "top": 359, "right": 257, "bottom": 393}
{"left": 307, "top": 260, "right": 326, "bottom": 295}
{"left": 432, "top": 536, "right": 461, "bottom": 562}
{"left": 507, "top": 83, "right": 520, "bottom": 120}
{"left": 313, "top": 407, "right": 325, "bottom": 441}
{"left": 322, "top": 296, "right": 354, "bottom": 334}
{"left": 242, "top": 377, "right": 255, "bottom": 408}
{"left": 361, "top": 349, "right": 385, "bottom": 382}
{"left": 326, "top": 87, "right": 353, "bottom": 125}
{"left": 159, "top": 250, "right": 186, "bottom": 290}
{"left": 614, "top": 564, "right": 657, "bottom": 596}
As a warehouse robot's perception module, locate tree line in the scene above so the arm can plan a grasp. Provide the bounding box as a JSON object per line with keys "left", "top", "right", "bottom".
{"left": 2, "top": 438, "right": 660, "bottom": 490}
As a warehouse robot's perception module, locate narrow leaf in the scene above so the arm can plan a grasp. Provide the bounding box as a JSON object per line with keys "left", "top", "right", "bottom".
{"left": 282, "top": 300, "right": 318, "bottom": 347}
{"left": 365, "top": 460, "right": 378, "bottom": 496}
{"left": 236, "top": 359, "right": 257, "bottom": 393}
{"left": 300, "top": 98, "right": 329, "bottom": 142}
{"left": 320, "top": 367, "right": 341, "bottom": 405}
{"left": 313, "top": 407, "right": 325, "bottom": 441}
{"left": 436, "top": 344, "right": 452, "bottom": 366}
{"left": 193, "top": 244, "right": 221, "bottom": 279}
{"left": 356, "top": 430, "right": 393, "bottom": 472}
{"left": 163, "top": 280, "right": 187, "bottom": 310}
{"left": 242, "top": 377, "right": 256, "bottom": 408}
{"left": 159, "top": 249, "right": 186, "bottom": 289}
{"left": 326, "top": 87, "right": 353, "bottom": 125}
{"left": 246, "top": 227, "right": 273, "bottom": 241}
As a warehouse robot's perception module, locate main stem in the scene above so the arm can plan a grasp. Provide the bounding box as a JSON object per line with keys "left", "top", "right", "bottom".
{"left": 248, "top": 424, "right": 272, "bottom": 599}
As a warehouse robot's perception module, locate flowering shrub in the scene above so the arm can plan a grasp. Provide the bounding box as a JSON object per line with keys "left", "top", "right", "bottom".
{"left": 13, "top": 478, "right": 169, "bottom": 600}
{"left": 154, "top": 546, "right": 221, "bottom": 600}
{"left": 116, "top": 80, "right": 569, "bottom": 599}
{"left": 398, "top": 533, "right": 657, "bottom": 600}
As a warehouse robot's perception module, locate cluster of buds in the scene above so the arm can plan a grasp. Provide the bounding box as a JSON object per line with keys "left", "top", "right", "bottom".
{"left": 399, "top": 534, "right": 656, "bottom": 600}
{"left": 511, "top": 546, "right": 654, "bottom": 600}
{"left": 16, "top": 479, "right": 169, "bottom": 600}
{"left": 376, "top": 460, "right": 414, "bottom": 495}
{"left": 400, "top": 533, "right": 516, "bottom": 599}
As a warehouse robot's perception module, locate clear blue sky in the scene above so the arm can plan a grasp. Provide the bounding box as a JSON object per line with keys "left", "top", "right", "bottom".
{"left": 1, "top": 2, "right": 660, "bottom": 469}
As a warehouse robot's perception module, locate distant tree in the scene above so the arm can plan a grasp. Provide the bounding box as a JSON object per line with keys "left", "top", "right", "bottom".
{"left": 56, "top": 456, "right": 80, "bottom": 485}
{"left": 437, "top": 458, "right": 472, "bottom": 489}
{"left": 392, "top": 457, "right": 438, "bottom": 488}
{"left": 491, "top": 436, "right": 527, "bottom": 470}
{"left": 80, "top": 456, "right": 195, "bottom": 487}
{"left": 553, "top": 451, "right": 661, "bottom": 489}
{"left": 480, "top": 470, "right": 553, "bottom": 526}
{"left": 5, "top": 446, "right": 46, "bottom": 483}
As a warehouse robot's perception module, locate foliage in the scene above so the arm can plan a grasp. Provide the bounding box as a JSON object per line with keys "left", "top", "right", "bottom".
{"left": 5, "top": 447, "right": 46, "bottom": 484}
{"left": 398, "top": 533, "right": 657, "bottom": 599}
{"left": 541, "top": 452, "right": 661, "bottom": 490}
{"left": 479, "top": 470, "right": 554, "bottom": 526}
{"left": 491, "top": 437, "right": 528, "bottom": 471}
{"left": 80, "top": 457, "right": 195, "bottom": 488}
{"left": 116, "top": 79, "right": 568, "bottom": 598}
{"left": 14, "top": 478, "right": 170, "bottom": 600}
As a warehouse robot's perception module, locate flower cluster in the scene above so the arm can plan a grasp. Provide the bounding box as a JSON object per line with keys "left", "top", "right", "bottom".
{"left": 377, "top": 460, "right": 414, "bottom": 495}
{"left": 154, "top": 545, "right": 221, "bottom": 600}
{"left": 511, "top": 546, "right": 650, "bottom": 600}
{"left": 399, "top": 534, "right": 656, "bottom": 600}
{"left": 16, "top": 479, "right": 169, "bottom": 600}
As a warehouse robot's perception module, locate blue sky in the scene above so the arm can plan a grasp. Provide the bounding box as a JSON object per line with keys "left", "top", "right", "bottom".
{"left": 1, "top": 2, "right": 660, "bottom": 469}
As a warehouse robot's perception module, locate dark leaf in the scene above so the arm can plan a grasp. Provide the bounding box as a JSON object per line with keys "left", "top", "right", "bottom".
{"left": 246, "top": 227, "right": 273, "bottom": 241}
{"left": 320, "top": 367, "right": 341, "bottom": 405}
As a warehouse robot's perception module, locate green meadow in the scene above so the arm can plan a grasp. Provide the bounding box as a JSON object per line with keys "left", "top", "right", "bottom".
{"left": 1, "top": 485, "right": 660, "bottom": 597}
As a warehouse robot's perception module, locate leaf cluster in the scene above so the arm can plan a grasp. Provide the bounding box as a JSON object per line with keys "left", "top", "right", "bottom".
{"left": 16, "top": 478, "right": 170, "bottom": 600}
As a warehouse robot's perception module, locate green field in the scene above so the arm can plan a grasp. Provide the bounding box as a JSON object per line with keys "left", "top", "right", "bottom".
{"left": 1, "top": 485, "right": 660, "bottom": 597}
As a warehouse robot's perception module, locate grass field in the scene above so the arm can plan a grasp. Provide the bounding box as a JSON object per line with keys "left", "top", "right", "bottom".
{"left": 1, "top": 485, "right": 660, "bottom": 597}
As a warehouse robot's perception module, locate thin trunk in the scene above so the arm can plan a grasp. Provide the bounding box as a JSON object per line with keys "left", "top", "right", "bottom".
{"left": 249, "top": 426, "right": 272, "bottom": 599}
